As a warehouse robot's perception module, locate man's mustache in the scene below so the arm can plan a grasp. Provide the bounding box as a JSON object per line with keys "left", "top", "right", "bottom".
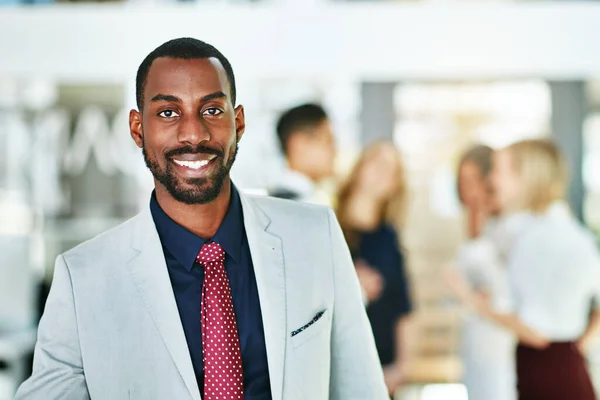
{"left": 165, "top": 145, "right": 223, "bottom": 158}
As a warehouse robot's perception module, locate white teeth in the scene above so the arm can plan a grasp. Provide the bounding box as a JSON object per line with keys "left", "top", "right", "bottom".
{"left": 173, "top": 159, "right": 210, "bottom": 169}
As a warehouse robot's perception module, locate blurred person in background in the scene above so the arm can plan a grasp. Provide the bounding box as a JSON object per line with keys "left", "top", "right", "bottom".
{"left": 15, "top": 37, "right": 389, "bottom": 400}
{"left": 456, "top": 139, "right": 600, "bottom": 400}
{"left": 269, "top": 103, "right": 336, "bottom": 204}
{"left": 336, "top": 141, "right": 414, "bottom": 397}
{"left": 450, "top": 144, "right": 516, "bottom": 400}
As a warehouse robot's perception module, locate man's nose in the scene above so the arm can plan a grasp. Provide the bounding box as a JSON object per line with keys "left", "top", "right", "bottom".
{"left": 177, "top": 114, "right": 210, "bottom": 145}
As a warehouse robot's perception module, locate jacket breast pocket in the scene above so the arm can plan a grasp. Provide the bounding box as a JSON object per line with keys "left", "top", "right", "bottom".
{"left": 290, "top": 309, "right": 330, "bottom": 349}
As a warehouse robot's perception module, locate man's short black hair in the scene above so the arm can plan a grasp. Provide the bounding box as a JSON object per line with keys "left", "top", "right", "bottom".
{"left": 135, "top": 37, "right": 236, "bottom": 110}
{"left": 276, "top": 103, "right": 328, "bottom": 155}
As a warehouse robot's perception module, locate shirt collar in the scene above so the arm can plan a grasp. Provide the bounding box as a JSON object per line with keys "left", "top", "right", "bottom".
{"left": 277, "top": 168, "right": 316, "bottom": 199}
{"left": 150, "top": 183, "right": 244, "bottom": 271}
{"left": 545, "top": 200, "right": 571, "bottom": 220}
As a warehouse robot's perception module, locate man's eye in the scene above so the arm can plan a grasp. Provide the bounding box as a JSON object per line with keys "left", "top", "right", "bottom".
{"left": 158, "top": 110, "right": 179, "bottom": 118}
{"left": 203, "top": 108, "right": 223, "bottom": 116}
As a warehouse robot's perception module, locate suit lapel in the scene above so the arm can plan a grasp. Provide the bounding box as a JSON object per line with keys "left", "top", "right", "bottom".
{"left": 127, "top": 209, "right": 201, "bottom": 400}
{"left": 240, "top": 194, "right": 287, "bottom": 400}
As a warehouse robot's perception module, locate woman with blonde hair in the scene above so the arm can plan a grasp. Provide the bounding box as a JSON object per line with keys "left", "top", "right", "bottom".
{"left": 469, "top": 139, "right": 600, "bottom": 399}
{"left": 336, "top": 141, "right": 413, "bottom": 397}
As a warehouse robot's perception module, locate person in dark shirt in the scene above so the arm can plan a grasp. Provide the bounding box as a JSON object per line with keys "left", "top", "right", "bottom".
{"left": 336, "top": 141, "right": 414, "bottom": 397}
{"left": 16, "top": 38, "right": 390, "bottom": 400}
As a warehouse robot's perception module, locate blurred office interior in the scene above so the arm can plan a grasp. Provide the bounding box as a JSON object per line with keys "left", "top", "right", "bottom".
{"left": 2, "top": 1, "right": 600, "bottom": 399}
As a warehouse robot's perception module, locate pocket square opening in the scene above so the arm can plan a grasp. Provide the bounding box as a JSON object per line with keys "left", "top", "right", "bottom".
{"left": 291, "top": 310, "right": 326, "bottom": 337}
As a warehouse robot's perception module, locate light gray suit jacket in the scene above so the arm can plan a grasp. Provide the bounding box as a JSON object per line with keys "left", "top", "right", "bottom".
{"left": 15, "top": 193, "right": 388, "bottom": 400}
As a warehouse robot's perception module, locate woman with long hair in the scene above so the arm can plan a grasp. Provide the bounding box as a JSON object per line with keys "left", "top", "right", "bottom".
{"left": 452, "top": 145, "right": 516, "bottom": 400}
{"left": 336, "top": 141, "right": 413, "bottom": 397}
{"left": 467, "top": 139, "right": 600, "bottom": 399}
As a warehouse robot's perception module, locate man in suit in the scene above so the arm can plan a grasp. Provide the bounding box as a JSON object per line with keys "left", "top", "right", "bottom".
{"left": 268, "top": 104, "right": 336, "bottom": 204}
{"left": 15, "top": 38, "right": 387, "bottom": 400}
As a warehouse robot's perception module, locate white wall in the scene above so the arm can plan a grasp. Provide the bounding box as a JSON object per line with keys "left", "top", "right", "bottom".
{"left": 1, "top": 2, "right": 600, "bottom": 82}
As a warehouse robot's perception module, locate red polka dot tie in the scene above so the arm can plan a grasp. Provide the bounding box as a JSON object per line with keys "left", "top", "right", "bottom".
{"left": 197, "top": 242, "right": 244, "bottom": 400}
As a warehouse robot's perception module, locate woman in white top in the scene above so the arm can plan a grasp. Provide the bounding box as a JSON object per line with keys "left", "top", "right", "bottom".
{"left": 454, "top": 145, "right": 517, "bottom": 400}
{"left": 476, "top": 139, "right": 600, "bottom": 400}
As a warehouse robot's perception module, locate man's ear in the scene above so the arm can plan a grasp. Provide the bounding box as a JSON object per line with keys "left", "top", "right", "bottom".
{"left": 129, "top": 109, "right": 143, "bottom": 148}
{"left": 234, "top": 105, "right": 246, "bottom": 142}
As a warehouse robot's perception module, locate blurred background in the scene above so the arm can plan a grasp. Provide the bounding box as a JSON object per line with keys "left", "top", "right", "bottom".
{"left": 2, "top": 1, "right": 600, "bottom": 399}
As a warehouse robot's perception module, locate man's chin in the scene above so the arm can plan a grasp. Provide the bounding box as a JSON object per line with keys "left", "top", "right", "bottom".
{"left": 168, "top": 189, "right": 218, "bottom": 205}
{"left": 151, "top": 161, "right": 231, "bottom": 205}
{"left": 165, "top": 179, "right": 224, "bottom": 205}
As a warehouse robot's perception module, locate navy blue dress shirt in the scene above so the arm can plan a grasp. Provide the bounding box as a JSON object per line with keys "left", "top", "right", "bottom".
{"left": 150, "top": 185, "right": 272, "bottom": 399}
{"left": 353, "top": 224, "right": 413, "bottom": 367}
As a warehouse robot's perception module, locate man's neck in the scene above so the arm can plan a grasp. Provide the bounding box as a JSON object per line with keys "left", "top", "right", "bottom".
{"left": 154, "top": 178, "right": 232, "bottom": 239}
{"left": 287, "top": 159, "right": 318, "bottom": 184}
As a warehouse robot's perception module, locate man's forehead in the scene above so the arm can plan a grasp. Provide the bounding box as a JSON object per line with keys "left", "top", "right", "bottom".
{"left": 146, "top": 57, "right": 229, "bottom": 90}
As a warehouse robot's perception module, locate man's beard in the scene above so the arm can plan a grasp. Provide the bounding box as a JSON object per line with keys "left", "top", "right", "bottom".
{"left": 143, "top": 141, "right": 238, "bottom": 205}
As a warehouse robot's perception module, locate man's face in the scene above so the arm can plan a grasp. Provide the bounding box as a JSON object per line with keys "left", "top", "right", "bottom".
{"left": 129, "top": 57, "right": 245, "bottom": 204}
{"left": 291, "top": 120, "right": 336, "bottom": 181}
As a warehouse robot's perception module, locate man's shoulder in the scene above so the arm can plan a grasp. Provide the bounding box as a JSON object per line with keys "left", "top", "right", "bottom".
{"left": 245, "top": 192, "right": 331, "bottom": 217}
{"left": 242, "top": 193, "right": 335, "bottom": 234}
{"left": 267, "top": 187, "right": 302, "bottom": 201}
{"left": 61, "top": 211, "right": 145, "bottom": 263}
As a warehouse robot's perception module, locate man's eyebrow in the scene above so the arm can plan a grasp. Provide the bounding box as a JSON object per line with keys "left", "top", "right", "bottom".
{"left": 150, "top": 92, "right": 227, "bottom": 104}
{"left": 150, "top": 94, "right": 182, "bottom": 103}
{"left": 201, "top": 91, "right": 227, "bottom": 102}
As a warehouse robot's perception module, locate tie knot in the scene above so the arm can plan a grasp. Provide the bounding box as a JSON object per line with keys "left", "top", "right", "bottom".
{"left": 196, "top": 242, "right": 225, "bottom": 266}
